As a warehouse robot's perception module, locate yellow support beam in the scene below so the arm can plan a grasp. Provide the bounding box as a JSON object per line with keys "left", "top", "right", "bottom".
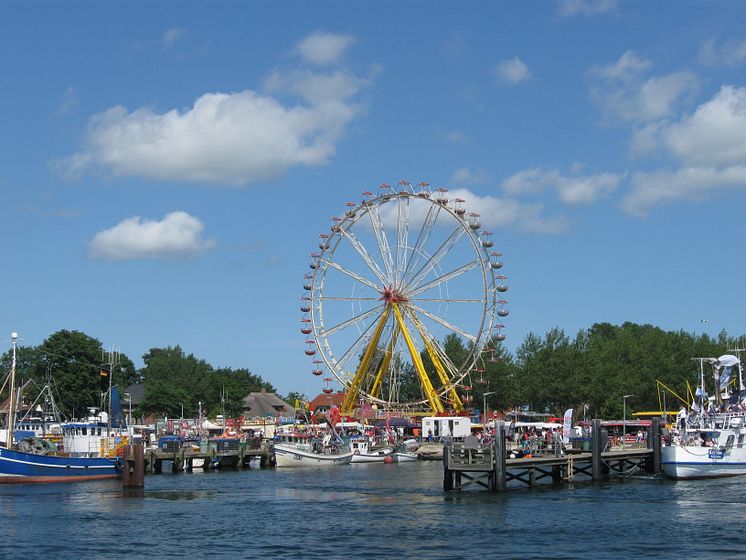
{"left": 656, "top": 379, "right": 689, "bottom": 409}
{"left": 369, "top": 327, "right": 399, "bottom": 399}
{"left": 409, "top": 312, "right": 464, "bottom": 412}
{"left": 424, "top": 338, "right": 464, "bottom": 412}
{"left": 391, "top": 303, "right": 445, "bottom": 413}
{"left": 341, "top": 307, "right": 391, "bottom": 414}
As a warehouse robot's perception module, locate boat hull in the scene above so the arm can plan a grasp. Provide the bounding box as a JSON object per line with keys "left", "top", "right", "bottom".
{"left": 0, "top": 447, "right": 121, "bottom": 483}
{"left": 274, "top": 444, "right": 353, "bottom": 467}
{"left": 662, "top": 445, "right": 746, "bottom": 479}
{"left": 350, "top": 450, "right": 393, "bottom": 463}
{"left": 393, "top": 451, "right": 417, "bottom": 463}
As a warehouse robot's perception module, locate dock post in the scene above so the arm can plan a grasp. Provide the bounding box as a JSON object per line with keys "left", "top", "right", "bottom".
{"left": 591, "top": 418, "right": 602, "bottom": 482}
{"left": 122, "top": 445, "right": 132, "bottom": 487}
{"left": 123, "top": 444, "right": 145, "bottom": 489}
{"left": 494, "top": 421, "right": 506, "bottom": 492}
{"left": 648, "top": 417, "right": 661, "bottom": 474}
{"left": 443, "top": 442, "right": 453, "bottom": 491}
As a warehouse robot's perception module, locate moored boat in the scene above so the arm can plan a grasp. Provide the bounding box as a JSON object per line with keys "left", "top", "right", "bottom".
{"left": 662, "top": 354, "right": 746, "bottom": 479}
{"left": 392, "top": 451, "right": 417, "bottom": 462}
{"left": 273, "top": 431, "right": 353, "bottom": 467}
{"left": 0, "top": 446, "right": 120, "bottom": 483}
{"left": 0, "top": 332, "right": 123, "bottom": 484}
{"left": 349, "top": 439, "right": 393, "bottom": 463}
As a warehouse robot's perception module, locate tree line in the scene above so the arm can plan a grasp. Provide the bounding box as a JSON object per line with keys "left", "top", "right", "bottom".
{"left": 465, "top": 322, "right": 742, "bottom": 420}
{"left": 2, "top": 323, "right": 741, "bottom": 423}
{"left": 0, "top": 330, "right": 274, "bottom": 420}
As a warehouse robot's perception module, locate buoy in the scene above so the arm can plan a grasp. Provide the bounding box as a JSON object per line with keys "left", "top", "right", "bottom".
{"left": 384, "top": 455, "right": 394, "bottom": 464}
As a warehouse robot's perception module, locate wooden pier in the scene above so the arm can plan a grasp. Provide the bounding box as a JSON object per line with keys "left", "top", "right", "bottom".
{"left": 145, "top": 439, "right": 275, "bottom": 474}
{"left": 122, "top": 439, "right": 275, "bottom": 488}
{"left": 444, "top": 418, "right": 662, "bottom": 492}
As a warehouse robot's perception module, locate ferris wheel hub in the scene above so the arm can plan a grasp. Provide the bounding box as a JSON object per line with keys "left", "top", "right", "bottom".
{"left": 379, "top": 286, "right": 408, "bottom": 304}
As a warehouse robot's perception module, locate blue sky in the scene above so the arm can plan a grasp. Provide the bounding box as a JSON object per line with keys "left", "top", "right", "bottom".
{"left": 2, "top": 1, "right": 746, "bottom": 398}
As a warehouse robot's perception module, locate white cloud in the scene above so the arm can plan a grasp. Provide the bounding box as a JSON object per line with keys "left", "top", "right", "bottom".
{"left": 89, "top": 211, "right": 216, "bottom": 261}
{"left": 448, "top": 188, "right": 569, "bottom": 234}
{"left": 622, "top": 166, "right": 746, "bottom": 217}
{"left": 493, "top": 57, "right": 532, "bottom": 84}
{"left": 556, "top": 173, "right": 621, "bottom": 204}
{"left": 373, "top": 187, "right": 567, "bottom": 235}
{"left": 502, "top": 167, "right": 621, "bottom": 204}
{"left": 162, "top": 27, "right": 186, "bottom": 49}
{"left": 296, "top": 32, "right": 354, "bottom": 65}
{"left": 441, "top": 130, "right": 466, "bottom": 144}
{"left": 621, "top": 86, "right": 746, "bottom": 215}
{"left": 502, "top": 167, "right": 560, "bottom": 196}
{"left": 58, "top": 86, "right": 77, "bottom": 115}
{"left": 60, "top": 62, "right": 368, "bottom": 185}
{"left": 590, "top": 51, "right": 698, "bottom": 123}
{"left": 450, "top": 167, "right": 489, "bottom": 185}
{"left": 661, "top": 86, "right": 746, "bottom": 167}
{"left": 593, "top": 50, "right": 650, "bottom": 82}
{"left": 699, "top": 38, "right": 746, "bottom": 67}
{"left": 263, "top": 68, "right": 366, "bottom": 105}
{"left": 557, "top": 0, "right": 618, "bottom": 17}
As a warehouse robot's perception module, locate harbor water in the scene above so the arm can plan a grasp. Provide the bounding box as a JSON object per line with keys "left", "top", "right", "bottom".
{"left": 1, "top": 461, "right": 745, "bottom": 559}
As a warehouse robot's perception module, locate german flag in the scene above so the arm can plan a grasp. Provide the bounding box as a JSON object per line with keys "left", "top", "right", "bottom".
{"left": 100, "top": 368, "right": 110, "bottom": 392}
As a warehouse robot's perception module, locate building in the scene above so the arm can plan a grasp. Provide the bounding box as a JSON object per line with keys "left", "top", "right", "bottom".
{"left": 241, "top": 389, "right": 295, "bottom": 421}
{"left": 308, "top": 392, "right": 345, "bottom": 416}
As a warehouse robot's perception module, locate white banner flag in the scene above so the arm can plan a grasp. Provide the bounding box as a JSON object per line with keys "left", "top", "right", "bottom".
{"left": 562, "top": 408, "right": 573, "bottom": 444}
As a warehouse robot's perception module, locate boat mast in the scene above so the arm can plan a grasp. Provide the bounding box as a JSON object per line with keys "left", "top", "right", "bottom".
{"left": 105, "top": 348, "right": 119, "bottom": 436}
{"left": 691, "top": 357, "right": 706, "bottom": 415}
{"left": 6, "top": 332, "right": 18, "bottom": 449}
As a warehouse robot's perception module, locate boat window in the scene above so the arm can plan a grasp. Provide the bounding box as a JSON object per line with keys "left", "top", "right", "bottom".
{"left": 82, "top": 427, "right": 87, "bottom": 436}
{"left": 738, "top": 435, "right": 744, "bottom": 448}
{"left": 726, "top": 435, "right": 735, "bottom": 448}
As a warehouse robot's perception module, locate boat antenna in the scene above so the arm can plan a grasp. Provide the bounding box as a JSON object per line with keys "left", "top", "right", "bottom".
{"left": 102, "top": 347, "right": 120, "bottom": 435}
{"left": 6, "top": 332, "right": 18, "bottom": 450}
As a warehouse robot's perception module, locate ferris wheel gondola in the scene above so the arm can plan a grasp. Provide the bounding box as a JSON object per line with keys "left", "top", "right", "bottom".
{"left": 300, "top": 183, "right": 509, "bottom": 413}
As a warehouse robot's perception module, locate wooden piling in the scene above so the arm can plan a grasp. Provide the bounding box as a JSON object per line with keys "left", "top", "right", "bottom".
{"left": 494, "top": 421, "right": 506, "bottom": 492}
{"left": 123, "top": 444, "right": 145, "bottom": 489}
{"left": 647, "top": 417, "right": 661, "bottom": 474}
{"left": 591, "top": 419, "right": 602, "bottom": 481}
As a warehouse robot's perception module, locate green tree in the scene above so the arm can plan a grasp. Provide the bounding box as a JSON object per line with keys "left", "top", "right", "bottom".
{"left": 31, "top": 330, "right": 136, "bottom": 418}
{"left": 138, "top": 346, "right": 212, "bottom": 417}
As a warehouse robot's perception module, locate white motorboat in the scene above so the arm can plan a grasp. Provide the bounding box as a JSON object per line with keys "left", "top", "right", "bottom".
{"left": 392, "top": 451, "right": 417, "bottom": 462}
{"left": 349, "top": 439, "right": 393, "bottom": 463}
{"left": 662, "top": 354, "right": 746, "bottom": 479}
{"left": 273, "top": 432, "right": 353, "bottom": 467}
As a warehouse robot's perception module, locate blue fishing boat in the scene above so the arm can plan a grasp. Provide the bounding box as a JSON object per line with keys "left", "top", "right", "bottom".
{"left": 0, "top": 332, "right": 123, "bottom": 484}
{"left": 0, "top": 446, "right": 120, "bottom": 483}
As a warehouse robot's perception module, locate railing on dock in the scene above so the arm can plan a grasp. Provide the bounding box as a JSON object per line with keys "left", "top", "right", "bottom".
{"left": 443, "top": 418, "right": 662, "bottom": 492}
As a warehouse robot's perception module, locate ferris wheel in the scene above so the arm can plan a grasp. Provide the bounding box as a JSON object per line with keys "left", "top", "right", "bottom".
{"left": 301, "top": 181, "right": 508, "bottom": 413}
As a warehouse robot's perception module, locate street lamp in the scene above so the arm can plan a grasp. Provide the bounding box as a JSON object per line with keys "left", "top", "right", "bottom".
{"left": 622, "top": 394, "right": 634, "bottom": 448}
{"left": 483, "top": 392, "right": 496, "bottom": 428}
